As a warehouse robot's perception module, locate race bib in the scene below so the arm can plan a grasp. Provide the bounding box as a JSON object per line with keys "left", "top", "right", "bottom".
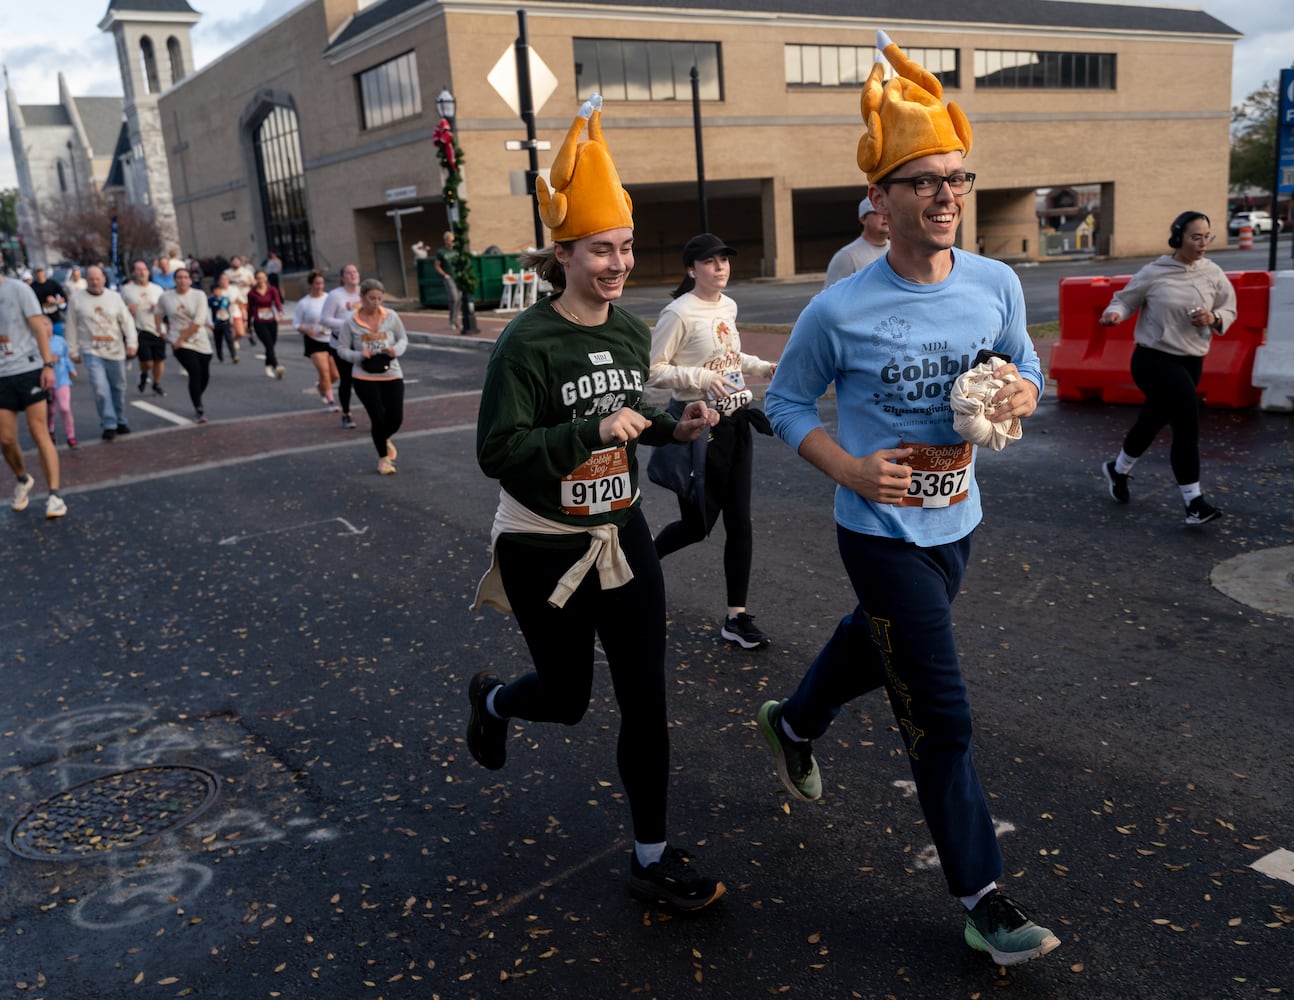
{"left": 257, "top": 308, "right": 274, "bottom": 321}
{"left": 560, "top": 446, "right": 632, "bottom": 516}
{"left": 709, "top": 370, "right": 752, "bottom": 415}
{"left": 216, "top": 309, "right": 229, "bottom": 321}
{"left": 899, "top": 440, "right": 973, "bottom": 508}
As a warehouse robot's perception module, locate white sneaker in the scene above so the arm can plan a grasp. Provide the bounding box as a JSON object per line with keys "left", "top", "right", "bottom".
{"left": 45, "top": 494, "right": 67, "bottom": 519}
{"left": 12, "top": 473, "right": 35, "bottom": 511}
{"left": 266, "top": 366, "right": 276, "bottom": 378}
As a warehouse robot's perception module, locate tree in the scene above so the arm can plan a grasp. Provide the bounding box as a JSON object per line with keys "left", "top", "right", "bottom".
{"left": 0, "top": 188, "right": 20, "bottom": 271}
{"left": 43, "top": 191, "right": 161, "bottom": 270}
{"left": 1230, "top": 81, "right": 1277, "bottom": 197}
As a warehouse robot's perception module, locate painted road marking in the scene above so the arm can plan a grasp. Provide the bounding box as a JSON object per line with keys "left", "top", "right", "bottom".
{"left": 218, "top": 516, "right": 368, "bottom": 546}
{"left": 1251, "top": 848, "right": 1294, "bottom": 886}
{"left": 130, "top": 399, "right": 193, "bottom": 426}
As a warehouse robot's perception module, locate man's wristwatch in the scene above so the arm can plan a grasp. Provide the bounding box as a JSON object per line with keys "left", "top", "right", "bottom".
{"left": 43, "top": 360, "right": 55, "bottom": 368}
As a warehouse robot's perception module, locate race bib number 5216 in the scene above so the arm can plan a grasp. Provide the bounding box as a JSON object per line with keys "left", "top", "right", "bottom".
{"left": 560, "top": 446, "right": 632, "bottom": 516}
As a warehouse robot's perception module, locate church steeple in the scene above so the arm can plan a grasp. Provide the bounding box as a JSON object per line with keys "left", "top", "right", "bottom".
{"left": 98, "top": 0, "right": 200, "bottom": 251}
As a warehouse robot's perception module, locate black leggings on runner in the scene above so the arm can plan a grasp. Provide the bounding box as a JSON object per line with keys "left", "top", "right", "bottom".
{"left": 493, "top": 511, "right": 670, "bottom": 844}
{"left": 212, "top": 321, "right": 237, "bottom": 362}
{"left": 253, "top": 320, "right": 279, "bottom": 368}
{"left": 330, "top": 348, "right": 354, "bottom": 416}
{"left": 173, "top": 348, "right": 211, "bottom": 413}
{"left": 351, "top": 378, "right": 404, "bottom": 457}
{"left": 1123, "top": 345, "right": 1205, "bottom": 484}
{"left": 654, "top": 416, "right": 755, "bottom": 607}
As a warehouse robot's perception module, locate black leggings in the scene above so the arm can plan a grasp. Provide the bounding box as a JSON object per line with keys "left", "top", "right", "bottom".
{"left": 351, "top": 378, "right": 404, "bottom": 457}
{"left": 330, "top": 348, "right": 353, "bottom": 415}
{"left": 174, "top": 348, "right": 211, "bottom": 413}
{"left": 493, "top": 511, "right": 670, "bottom": 844}
{"left": 654, "top": 416, "right": 755, "bottom": 607}
{"left": 1123, "top": 345, "right": 1205, "bottom": 484}
{"left": 212, "top": 321, "right": 237, "bottom": 362}
{"left": 253, "top": 320, "right": 279, "bottom": 367}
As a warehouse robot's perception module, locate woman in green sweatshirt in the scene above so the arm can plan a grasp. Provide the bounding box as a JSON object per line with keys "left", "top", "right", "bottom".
{"left": 467, "top": 94, "right": 726, "bottom": 915}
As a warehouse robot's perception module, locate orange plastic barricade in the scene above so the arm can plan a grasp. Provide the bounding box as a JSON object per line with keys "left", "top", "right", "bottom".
{"left": 1238, "top": 224, "right": 1253, "bottom": 250}
{"left": 1051, "top": 271, "right": 1271, "bottom": 408}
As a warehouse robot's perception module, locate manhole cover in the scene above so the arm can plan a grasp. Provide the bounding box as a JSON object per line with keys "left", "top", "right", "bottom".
{"left": 6, "top": 765, "right": 221, "bottom": 860}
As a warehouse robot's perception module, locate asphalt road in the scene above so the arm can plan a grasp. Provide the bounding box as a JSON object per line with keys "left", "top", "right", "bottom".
{"left": 1, "top": 324, "right": 1291, "bottom": 1000}
{"left": 618, "top": 233, "right": 1294, "bottom": 327}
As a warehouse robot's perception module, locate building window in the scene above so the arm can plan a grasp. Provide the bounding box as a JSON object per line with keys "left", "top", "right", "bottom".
{"left": 974, "top": 50, "right": 1115, "bottom": 89}
{"left": 357, "top": 51, "right": 422, "bottom": 130}
{"left": 254, "top": 105, "right": 313, "bottom": 271}
{"left": 167, "top": 37, "right": 185, "bottom": 83}
{"left": 785, "top": 44, "right": 960, "bottom": 90}
{"left": 573, "top": 38, "right": 722, "bottom": 101}
{"left": 139, "top": 36, "right": 160, "bottom": 95}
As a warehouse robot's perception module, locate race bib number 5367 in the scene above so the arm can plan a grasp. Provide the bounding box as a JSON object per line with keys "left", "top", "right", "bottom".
{"left": 560, "top": 446, "right": 632, "bottom": 516}
{"left": 898, "top": 440, "right": 973, "bottom": 508}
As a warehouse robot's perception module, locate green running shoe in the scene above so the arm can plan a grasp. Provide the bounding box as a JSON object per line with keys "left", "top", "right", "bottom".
{"left": 757, "top": 700, "right": 821, "bottom": 801}
{"left": 964, "top": 889, "right": 1061, "bottom": 966}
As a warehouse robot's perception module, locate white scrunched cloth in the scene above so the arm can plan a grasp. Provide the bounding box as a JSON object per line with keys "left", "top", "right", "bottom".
{"left": 471, "top": 488, "right": 636, "bottom": 614}
{"left": 950, "top": 356, "right": 1023, "bottom": 451}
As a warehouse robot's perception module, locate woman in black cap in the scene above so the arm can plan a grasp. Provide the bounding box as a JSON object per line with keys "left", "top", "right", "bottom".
{"left": 647, "top": 233, "right": 778, "bottom": 648}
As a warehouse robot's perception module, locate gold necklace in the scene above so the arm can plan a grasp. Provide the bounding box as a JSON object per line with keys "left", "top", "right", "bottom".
{"left": 556, "top": 298, "right": 587, "bottom": 325}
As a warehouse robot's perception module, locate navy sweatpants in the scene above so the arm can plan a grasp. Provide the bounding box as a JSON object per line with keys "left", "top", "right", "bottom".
{"left": 781, "top": 525, "right": 1003, "bottom": 896}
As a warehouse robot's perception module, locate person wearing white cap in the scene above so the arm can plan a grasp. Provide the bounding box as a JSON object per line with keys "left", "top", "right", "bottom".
{"left": 823, "top": 196, "right": 890, "bottom": 288}
{"left": 758, "top": 31, "right": 1059, "bottom": 967}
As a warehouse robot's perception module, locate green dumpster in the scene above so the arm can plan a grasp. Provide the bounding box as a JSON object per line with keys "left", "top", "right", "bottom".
{"left": 418, "top": 253, "right": 525, "bottom": 310}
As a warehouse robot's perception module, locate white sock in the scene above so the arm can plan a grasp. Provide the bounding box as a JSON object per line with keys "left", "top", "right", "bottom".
{"left": 1179, "top": 482, "right": 1202, "bottom": 504}
{"left": 1114, "top": 450, "right": 1137, "bottom": 475}
{"left": 961, "top": 882, "right": 997, "bottom": 911}
{"left": 485, "top": 685, "right": 506, "bottom": 720}
{"left": 635, "top": 841, "right": 666, "bottom": 867}
{"left": 779, "top": 714, "right": 808, "bottom": 744}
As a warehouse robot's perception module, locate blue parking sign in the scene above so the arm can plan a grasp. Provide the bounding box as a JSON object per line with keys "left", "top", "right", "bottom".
{"left": 1280, "top": 69, "right": 1294, "bottom": 195}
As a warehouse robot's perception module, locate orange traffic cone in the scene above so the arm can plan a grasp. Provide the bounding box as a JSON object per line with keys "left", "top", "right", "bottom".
{"left": 1238, "top": 224, "right": 1253, "bottom": 250}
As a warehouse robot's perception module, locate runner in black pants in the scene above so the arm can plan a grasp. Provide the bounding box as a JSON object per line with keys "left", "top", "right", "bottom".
{"left": 247, "top": 270, "right": 285, "bottom": 379}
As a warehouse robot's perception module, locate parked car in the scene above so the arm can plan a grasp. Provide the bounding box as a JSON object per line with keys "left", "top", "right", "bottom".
{"left": 1228, "top": 211, "right": 1282, "bottom": 235}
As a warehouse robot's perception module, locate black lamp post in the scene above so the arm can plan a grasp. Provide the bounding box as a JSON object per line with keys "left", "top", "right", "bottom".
{"left": 435, "top": 88, "right": 478, "bottom": 333}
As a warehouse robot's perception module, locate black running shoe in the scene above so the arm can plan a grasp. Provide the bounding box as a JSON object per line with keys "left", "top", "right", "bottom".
{"left": 1184, "top": 496, "right": 1222, "bottom": 526}
{"left": 721, "top": 612, "right": 770, "bottom": 649}
{"left": 115, "top": 423, "right": 132, "bottom": 436}
{"left": 466, "top": 671, "right": 507, "bottom": 770}
{"left": 153, "top": 383, "right": 166, "bottom": 397}
{"left": 1102, "top": 461, "right": 1130, "bottom": 503}
{"left": 629, "top": 846, "right": 726, "bottom": 912}
{"left": 138, "top": 372, "right": 148, "bottom": 392}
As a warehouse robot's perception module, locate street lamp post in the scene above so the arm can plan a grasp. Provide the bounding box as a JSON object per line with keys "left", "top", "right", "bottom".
{"left": 434, "top": 88, "right": 478, "bottom": 334}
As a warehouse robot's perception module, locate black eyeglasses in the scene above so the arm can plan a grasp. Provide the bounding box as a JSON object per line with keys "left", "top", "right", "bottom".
{"left": 881, "top": 172, "right": 976, "bottom": 197}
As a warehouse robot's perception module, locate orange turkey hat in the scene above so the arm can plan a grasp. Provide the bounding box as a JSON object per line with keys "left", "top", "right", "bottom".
{"left": 537, "top": 94, "right": 634, "bottom": 242}
{"left": 857, "top": 30, "right": 973, "bottom": 183}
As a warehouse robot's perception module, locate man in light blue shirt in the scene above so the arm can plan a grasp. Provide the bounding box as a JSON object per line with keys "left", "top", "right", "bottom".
{"left": 757, "top": 30, "right": 1057, "bottom": 969}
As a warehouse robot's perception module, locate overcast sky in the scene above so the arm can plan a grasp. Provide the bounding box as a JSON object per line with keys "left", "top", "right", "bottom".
{"left": 1, "top": 0, "right": 1289, "bottom": 191}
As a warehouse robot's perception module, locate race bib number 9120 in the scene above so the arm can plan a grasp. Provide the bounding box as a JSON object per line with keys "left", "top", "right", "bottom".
{"left": 560, "top": 446, "right": 632, "bottom": 516}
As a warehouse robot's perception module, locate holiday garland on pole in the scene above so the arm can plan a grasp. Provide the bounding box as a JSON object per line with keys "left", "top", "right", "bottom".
{"left": 432, "top": 118, "right": 477, "bottom": 298}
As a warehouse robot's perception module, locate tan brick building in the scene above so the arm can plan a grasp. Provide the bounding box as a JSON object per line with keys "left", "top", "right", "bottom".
{"left": 158, "top": 0, "right": 1239, "bottom": 290}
